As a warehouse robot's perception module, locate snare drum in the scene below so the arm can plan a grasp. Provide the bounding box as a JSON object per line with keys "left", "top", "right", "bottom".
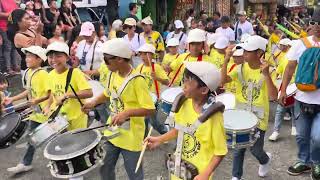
{"left": 160, "top": 87, "right": 183, "bottom": 115}
{"left": 28, "top": 116, "right": 69, "bottom": 147}
{"left": 0, "top": 112, "right": 27, "bottom": 148}
{"left": 44, "top": 130, "right": 105, "bottom": 179}
{"left": 223, "top": 110, "right": 259, "bottom": 149}
{"left": 284, "top": 83, "right": 297, "bottom": 107}
{"left": 215, "top": 93, "right": 236, "bottom": 110}
{"left": 87, "top": 80, "right": 105, "bottom": 101}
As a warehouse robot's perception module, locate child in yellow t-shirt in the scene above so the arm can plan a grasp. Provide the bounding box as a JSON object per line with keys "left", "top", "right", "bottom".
{"left": 46, "top": 42, "right": 93, "bottom": 131}
{"left": 221, "top": 35, "right": 278, "bottom": 179}
{"left": 162, "top": 38, "right": 181, "bottom": 86}
{"left": 6, "top": 46, "right": 50, "bottom": 174}
{"left": 211, "top": 36, "right": 229, "bottom": 69}
{"left": 146, "top": 61, "right": 227, "bottom": 180}
{"left": 82, "top": 38, "right": 155, "bottom": 180}
{"left": 136, "top": 43, "right": 169, "bottom": 135}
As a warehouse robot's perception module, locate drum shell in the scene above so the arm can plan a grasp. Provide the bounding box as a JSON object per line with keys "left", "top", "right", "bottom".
{"left": 283, "top": 94, "right": 295, "bottom": 108}
{"left": 160, "top": 100, "right": 172, "bottom": 115}
{"left": 225, "top": 128, "right": 257, "bottom": 149}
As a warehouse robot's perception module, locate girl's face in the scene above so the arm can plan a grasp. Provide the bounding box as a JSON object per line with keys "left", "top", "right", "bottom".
{"left": 54, "top": 25, "right": 62, "bottom": 36}
{"left": 63, "top": 0, "right": 71, "bottom": 8}
{"left": 18, "top": 13, "right": 32, "bottom": 30}
{"left": 0, "top": 82, "right": 8, "bottom": 91}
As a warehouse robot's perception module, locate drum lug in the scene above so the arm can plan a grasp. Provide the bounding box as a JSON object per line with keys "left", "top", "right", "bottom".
{"left": 66, "top": 160, "right": 74, "bottom": 175}
{"left": 48, "top": 161, "right": 58, "bottom": 174}
{"left": 84, "top": 154, "right": 93, "bottom": 167}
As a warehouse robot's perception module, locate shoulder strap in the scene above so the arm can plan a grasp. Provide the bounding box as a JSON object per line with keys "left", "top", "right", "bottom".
{"left": 139, "top": 64, "right": 144, "bottom": 73}
{"left": 117, "top": 74, "right": 143, "bottom": 96}
{"left": 65, "top": 68, "right": 73, "bottom": 92}
{"left": 169, "top": 54, "right": 191, "bottom": 87}
{"left": 179, "top": 33, "right": 184, "bottom": 42}
{"left": 235, "top": 21, "right": 240, "bottom": 40}
{"left": 228, "top": 63, "right": 237, "bottom": 74}
{"left": 22, "top": 68, "right": 30, "bottom": 88}
{"left": 198, "top": 102, "right": 225, "bottom": 123}
{"left": 197, "top": 54, "right": 203, "bottom": 61}
{"left": 89, "top": 40, "right": 99, "bottom": 70}
{"left": 137, "top": 33, "right": 140, "bottom": 45}
{"left": 171, "top": 92, "right": 187, "bottom": 113}
{"left": 26, "top": 68, "right": 44, "bottom": 98}
{"left": 301, "top": 37, "right": 312, "bottom": 48}
{"left": 237, "top": 63, "right": 244, "bottom": 83}
{"left": 107, "top": 72, "right": 113, "bottom": 89}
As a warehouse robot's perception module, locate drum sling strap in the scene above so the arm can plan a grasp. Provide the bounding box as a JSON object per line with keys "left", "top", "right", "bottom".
{"left": 89, "top": 40, "right": 99, "bottom": 71}
{"left": 236, "top": 64, "right": 264, "bottom": 119}
{"left": 166, "top": 93, "right": 225, "bottom": 179}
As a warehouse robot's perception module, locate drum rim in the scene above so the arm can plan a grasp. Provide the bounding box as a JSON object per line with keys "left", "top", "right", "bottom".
{"left": 223, "top": 109, "right": 259, "bottom": 131}
{"left": 0, "top": 112, "right": 24, "bottom": 141}
{"left": 160, "top": 87, "right": 183, "bottom": 100}
{"left": 44, "top": 130, "right": 102, "bottom": 161}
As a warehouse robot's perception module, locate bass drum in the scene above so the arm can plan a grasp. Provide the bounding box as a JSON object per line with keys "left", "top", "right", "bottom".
{"left": 0, "top": 112, "right": 27, "bottom": 148}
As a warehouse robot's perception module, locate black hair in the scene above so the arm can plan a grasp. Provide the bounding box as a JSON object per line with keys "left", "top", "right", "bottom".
{"left": 67, "top": 24, "right": 81, "bottom": 47}
{"left": 7, "top": 9, "right": 28, "bottom": 42}
{"left": 183, "top": 68, "right": 207, "bottom": 88}
{"left": 198, "top": 19, "right": 207, "bottom": 27}
{"left": 48, "top": 0, "right": 57, "bottom": 6}
{"left": 0, "top": 73, "right": 9, "bottom": 85}
{"left": 213, "top": 11, "right": 221, "bottom": 17}
{"left": 129, "top": 3, "right": 137, "bottom": 11}
{"left": 93, "top": 22, "right": 103, "bottom": 35}
{"left": 221, "top": 16, "right": 230, "bottom": 23}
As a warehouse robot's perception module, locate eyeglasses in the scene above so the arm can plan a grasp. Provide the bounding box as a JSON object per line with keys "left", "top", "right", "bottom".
{"left": 309, "top": 21, "right": 319, "bottom": 26}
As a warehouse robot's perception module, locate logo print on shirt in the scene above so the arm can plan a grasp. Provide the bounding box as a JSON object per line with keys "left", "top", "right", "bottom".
{"left": 182, "top": 123, "right": 200, "bottom": 159}
{"left": 241, "top": 79, "right": 261, "bottom": 102}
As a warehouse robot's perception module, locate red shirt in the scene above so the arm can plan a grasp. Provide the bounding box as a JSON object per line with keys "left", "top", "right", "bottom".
{"left": 0, "top": 0, "right": 18, "bottom": 31}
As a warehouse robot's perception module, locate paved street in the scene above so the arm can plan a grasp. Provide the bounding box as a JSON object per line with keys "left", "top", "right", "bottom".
{"left": 0, "top": 76, "right": 312, "bottom": 180}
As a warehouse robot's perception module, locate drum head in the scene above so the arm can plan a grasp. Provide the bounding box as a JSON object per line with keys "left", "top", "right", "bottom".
{"left": 286, "top": 83, "right": 297, "bottom": 96}
{"left": 0, "top": 113, "right": 21, "bottom": 140}
{"left": 160, "top": 87, "right": 183, "bottom": 103}
{"left": 224, "top": 110, "right": 258, "bottom": 130}
{"left": 216, "top": 93, "right": 236, "bottom": 110}
{"left": 44, "top": 130, "right": 101, "bottom": 161}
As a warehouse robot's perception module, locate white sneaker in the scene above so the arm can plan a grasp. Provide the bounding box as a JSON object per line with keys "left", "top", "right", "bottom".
{"left": 283, "top": 113, "right": 291, "bottom": 121}
{"left": 7, "top": 163, "right": 32, "bottom": 174}
{"left": 291, "top": 127, "right": 297, "bottom": 136}
{"left": 268, "top": 131, "right": 279, "bottom": 141}
{"left": 231, "top": 177, "right": 240, "bottom": 180}
{"left": 258, "top": 152, "right": 272, "bottom": 177}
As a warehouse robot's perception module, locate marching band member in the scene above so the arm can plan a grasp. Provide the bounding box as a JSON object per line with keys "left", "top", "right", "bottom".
{"left": 6, "top": 46, "right": 50, "bottom": 174}
{"left": 211, "top": 36, "right": 229, "bottom": 69}
{"left": 221, "top": 35, "right": 278, "bottom": 180}
{"left": 82, "top": 38, "right": 155, "bottom": 180}
{"left": 163, "top": 38, "right": 181, "bottom": 87}
{"left": 146, "top": 61, "right": 228, "bottom": 180}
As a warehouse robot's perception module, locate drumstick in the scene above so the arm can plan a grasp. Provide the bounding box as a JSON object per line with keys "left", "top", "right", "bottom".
{"left": 135, "top": 127, "right": 153, "bottom": 173}
{"left": 69, "top": 84, "right": 84, "bottom": 107}
{"left": 147, "top": 55, "right": 160, "bottom": 99}
{"left": 71, "top": 123, "right": 110, "bottom": 134}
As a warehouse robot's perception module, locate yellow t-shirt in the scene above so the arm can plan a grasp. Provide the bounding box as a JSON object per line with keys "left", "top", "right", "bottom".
{"left": 209, "top": 50, "right": 225, "bottom": 69}
{"left": 172, "top": 99, "right": 228, "bottom": 179}
{"left": 48, "top": 68, "right": 91, "bottom": 130}
{"left": 27, "top": 69, "right": 50, "bottom": 123}
{"left": 98, "top": 62, "right": 109, "bottom": 88}
{"left": 142, "top": 31, "right": 165, "bottom": 59}
{"left": 103, "top": 69, "right": 155, "bottom": 152}
{"left": 229, "top": 63, "right": 275, "bottom": 131}
{"left": 170, "top": 53, "right": 213, "bottom": 85}
{"left": 224, "top": 63, "right": 238, "bottom": 94}
{"left": 136, "top": 63, "right": 168, "bottom": 93}
{"left": 162, "top": 53, "right": 179, "bottom": 66}
{"left": 275, "top": 51, "right": 296, "bottom": 84}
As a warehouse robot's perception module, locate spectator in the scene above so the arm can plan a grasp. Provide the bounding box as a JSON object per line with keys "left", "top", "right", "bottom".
{"left": 25, "top": 1, "right": 38, "bottom": 29}
{"left": 108, "top": 19, "right": 124, "bottom": 39}
{"left": 123, "top": 18, "right": 145, "bottom": 67}
{"left": 215, "top": 16, "right": 235, "bottom": 42}
{"left": 166, "top": 20, "right": 187, "bottom": 54}
{"left": 190, "top": 18, "right": 198, "bottom": 30}
{"left": 68, "top": 24, "right": 81, "bottom": 67}
{"left": 76, "top": 22, "right": 103, "bottom": 76}
{"left": 60, "top": 0, "right": 78, "bottom": 28}
{"left": 44, "top": 0, "right": 62, "bottom": 38}
{"left": 48, "top": 24, "right": 64, "bottom": 44}
{"left": 234, "top": 11, "right": 254, "bottom": 41}
{"left": 128, "top": 2, "right": 142, "bottom": 33}
{"left": 162, "top": 22, "right": 173, "bottom": 42}
{"left": 212, "top": 11, "right": 221, "bottom": 29}
{"left": 7, "top": 9, "right": 47, "bottom": 71}
{"left": 93, "top": 22, "right": 107, "bottom": 43}
{"left": 33, "top": 0, "right": 49, "bottom": 24}
{"left": 0, "top": 0, "right": 18, "bottom": 74}
{"left": 198, "top": 19, "right": 207, "bottom": 30}
{"left": 184, "top": 8, "right": 195, "bottom": 29}
{"left": 199, "top": 10, "right": 208, "bottom": 20}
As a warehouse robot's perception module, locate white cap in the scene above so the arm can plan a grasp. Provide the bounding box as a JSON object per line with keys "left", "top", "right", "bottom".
{"left": 124, "top": 18, "right": 136, "bottom": 26}
{"left": 102, "top": 38, "right": 132, "bottom": 59}
{"left": 166, "top": 38, "right": 180, "bottom": 47}
{"left": 239, "top": 35, "right": 268, "bottom": 52}
{"left": 240, "top": 33, "right": 251, "bottom": 43}
{"left": 137, "top": 43, "right": 156, "bottom": 54}
{"left": 289, "top": 39, "right": 298, "bottom": 47}
{"left": 238, "top": 11, "right": 247, "bottom": 16}
{"left": 207, "top": 33, "right": 221, "bottom": 46}
{"left": 112, "top": 19, "right": 123, "bottom": 30}
{"left": 279, "top": 38, "right": 291, "bottom": 46}
{"left": 184, "top": 61, "right": 221, "bottom": 92}
{"left": 232, "top": 46, "right": 244, "bottom": 57}
{"left": 22, "top": 46, "right": 47, "bottom": 61}
{"left": 141, "top": 16, "right": 153, "bottom": 25}
{"left": 187, "top": 28, "right": 206, "bottom": 43}
{"left": 46, "top": 41, "right": 69, "bottom": 56}
{"left": 174, "top": 20, "right": 184, "bottom": 29}
{"left": 214, "top": 36, "right": 229, "bottom": 49}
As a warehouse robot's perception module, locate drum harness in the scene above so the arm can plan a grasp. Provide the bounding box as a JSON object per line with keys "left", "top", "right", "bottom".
{"left": 165, "top": 93, "right": 225, "bottom": 179}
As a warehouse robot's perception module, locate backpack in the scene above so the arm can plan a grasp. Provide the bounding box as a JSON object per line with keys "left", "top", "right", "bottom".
{"left": 295, "top": 37, "right": 320, "bottom": 92}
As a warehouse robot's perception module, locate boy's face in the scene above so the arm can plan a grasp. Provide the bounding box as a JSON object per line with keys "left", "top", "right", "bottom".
{"left": 221, "top": 22, "right": 229, "bottom": 28}
{"left": 168, "top": 46, "right": 178, "bottom": 54}
{"left": 183, "top": 76, "right": 209, "bottom": 99}
{"left": 191, "top": 21, "right": 198, "bottom": 29}
{"left": 26, "top": 52, "right": 42, "bottom": 69}
{"left": 233, "top": 56, "right": 244, "bottom": 64}
{"left": 0, "top": 82, "right": 8, "bottom": 91}
{"left": 142, "top": 24, "right": 152, "bottom": 33}
{"left": 103, "top": 54, "right": 123, "bottom": 72}
{"left": 243, "top": 49, "right": 263, "bottom": 63}
{"left": 139, "top": 52, "right": 152, "bottom": 64}
{"left": 48, "top": 52, "right": 68, "bottom": 70}
{"left": 189, "top": 42, "right": 203, "bottom": 55}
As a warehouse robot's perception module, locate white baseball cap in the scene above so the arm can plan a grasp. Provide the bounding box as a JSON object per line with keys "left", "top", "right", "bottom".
{"left": 232, "top": 46, "right": 244, "bottom": 57}
{"left": 137, "top": 43, "right": 156, "bottom": 54}
{"left": 166, "top": 38, "right": 179, "bottom": 47}
{"left": 174, "top": 20, "right": 184, "bottom": 29}
{"left": 102, "top": 38, "right": 132, "bottom": 59}
{"left": 184, "top": 61, "right": 221, "bottom": 92}
{"left": 238, "top": 11, "right": 247, "bottom": 16}
{"left": 46, "top": 41, "right": 69, "bottom": 56}
{"left": 207, "top": 33, "right": 221, "bottom": 46}
{"left": 279, "top": 38, "right": 291, "bottom": 46}
{"left": 187, "top": 28, "right": 206, "bottom": 43}
{"left": 240, "top": 33, "right": 251, "bottom": 43}
{"left": 214, "top": 36, "right": 229, "bottom": 49}
{"left": 141, "top": 16, "right": 153, "bottom": 25}
{"left": 112, "top": 19, "right": 123, "bottom": 30}
{"left": 239, "top": 35, "right": 268, "bottom": 52}
{"left": 22, "top": 46, "right": 47, "bottom": 61}
{"left": 124, "top": 18, "right": 136, "bottom": 26}
{"left": 79, "top": 22, "right": 95, "bottom": 36}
